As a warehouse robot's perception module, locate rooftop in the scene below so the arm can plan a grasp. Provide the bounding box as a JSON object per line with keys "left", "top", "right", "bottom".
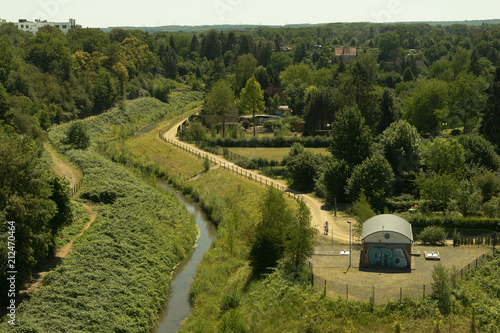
{"left": 361, "top": 214, "right": 413, "bottom": 242}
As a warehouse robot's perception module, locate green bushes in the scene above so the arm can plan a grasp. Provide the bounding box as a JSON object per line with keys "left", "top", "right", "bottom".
{"left": 418, "top": 226, "right": 448, "bottom": 245}
{"left": 49, "top": 92, "right": 203, "bottom": 150}
{"left": 200, "top": 135, "right": 331, "bottom": 148}
{"left": 11, "top": 149, "right": 197, "bottom": 332}
{"left": 406, "top": 212, "right": 500, "bottom": 230}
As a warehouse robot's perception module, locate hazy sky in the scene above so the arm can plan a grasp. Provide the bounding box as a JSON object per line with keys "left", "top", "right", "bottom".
{"left": 1, "top": 0, "right": 499, "bottom": 28}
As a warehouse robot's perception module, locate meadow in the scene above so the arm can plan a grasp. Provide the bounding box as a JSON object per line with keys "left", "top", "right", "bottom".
{"left": 227, "top": 147, "right": 329, "bottom": 161}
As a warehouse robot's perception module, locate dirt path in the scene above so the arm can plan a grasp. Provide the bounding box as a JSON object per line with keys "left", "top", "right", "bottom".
{"left": 162, "top": 118, "right": 351, "bottom": 244}
{"left": 18, "top": 147, "right": 98, "bottom": 295}
{"left": 45, "top": 143, "right": 81, "bottom": 189}
{"left": 19, "top": 204, "right": 98, "bottom": 295}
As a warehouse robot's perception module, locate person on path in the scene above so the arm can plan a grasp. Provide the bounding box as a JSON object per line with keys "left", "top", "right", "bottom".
{"left": 324, "top": 221, "right": 329, "bottom": 235}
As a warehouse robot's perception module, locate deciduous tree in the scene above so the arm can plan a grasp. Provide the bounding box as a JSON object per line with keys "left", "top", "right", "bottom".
{"left": 448, "top": 72, "right": 486, "bottom": 133}
{"left": 404, "top": 79, "right": 448, "bottom": 135}
{"left": 204, "top": 79, "right": 236, "bottom": 138}
{"left": 346, "top": 154, "right": 395, "bottom": 212}
{"left": 239, "top": 76, "right": 265, "bottom": 137}
{"left": 249, "top": 187, "right": 291, "bottom": 276}
{"left": 480, "top": 67, "right": 500, "bottom": 147}
{"left": 329, "top": 106, "right": 373, "bottom": 168}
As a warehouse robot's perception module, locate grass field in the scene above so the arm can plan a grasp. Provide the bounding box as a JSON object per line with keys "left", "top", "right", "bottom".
{"left": 227, "top": 147, "right": 329, "bottom": 161}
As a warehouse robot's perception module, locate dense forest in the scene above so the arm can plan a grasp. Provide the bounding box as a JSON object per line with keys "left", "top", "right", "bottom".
{"left": 1, "top": 19, "right": 500, "bottom": 331}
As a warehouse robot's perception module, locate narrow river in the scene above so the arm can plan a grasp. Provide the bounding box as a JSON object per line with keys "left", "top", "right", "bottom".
{"left": 154, "top": 178, "right": 217, "bottom": 333}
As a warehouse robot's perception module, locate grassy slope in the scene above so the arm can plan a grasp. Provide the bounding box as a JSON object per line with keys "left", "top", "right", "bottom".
{"left": 0, "top": 95, "right": 202, "bottom": 332}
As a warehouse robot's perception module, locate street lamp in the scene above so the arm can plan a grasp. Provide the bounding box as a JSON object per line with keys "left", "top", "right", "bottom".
{"left": 347, "top": 220, "right": 352, "bottom": 271}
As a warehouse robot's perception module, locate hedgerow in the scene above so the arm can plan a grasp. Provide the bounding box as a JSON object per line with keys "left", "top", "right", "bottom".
{"left": 405, "top": 213, "right": 500, "bottom": 230}
{"left": 199, "top": 135, "right": 331, "bottom": 148}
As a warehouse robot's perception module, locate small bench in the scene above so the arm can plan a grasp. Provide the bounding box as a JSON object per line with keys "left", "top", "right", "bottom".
{"left": 424, "top": 251, "right": 441, "bottom": 260}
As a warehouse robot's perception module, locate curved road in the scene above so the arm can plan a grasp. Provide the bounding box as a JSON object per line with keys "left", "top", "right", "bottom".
{"left": 162, "top": 118, "right": 352, "bottom": 244}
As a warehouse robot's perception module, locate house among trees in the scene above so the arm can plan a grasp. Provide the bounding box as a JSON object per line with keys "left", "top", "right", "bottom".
{"left": 240, "top": 114, "right": 280, "bottom": 126}
{"left": 334, "top": 46, "right": 357, "bottom": 61}
{"left": 361, "top": 214, "right": 413, "bottom": 269}
{"left": 274, "top": 105, "right": 293, "bottom": 116}
{"left": 14, "top": 18, "right": 77, "bottom": 34}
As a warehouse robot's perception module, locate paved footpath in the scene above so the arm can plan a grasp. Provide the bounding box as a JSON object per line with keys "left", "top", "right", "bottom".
{"left": 162, "top": 118, "right": 352, "bottom": 244}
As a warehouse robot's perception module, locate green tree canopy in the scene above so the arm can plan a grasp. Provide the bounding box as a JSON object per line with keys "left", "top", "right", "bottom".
{"left": 280, "top": 63, "right": 314, "bottom": 87}
{"left": 458, "top": 133, "right": 500, "bottom": 172}
{"left": 285, "top": 149, "right": 323, "bottom": 192}
{"left": 447, "top": 72, "right": 486, "bottom": 133}
{"left": 66, "top": 122, "right": 90, "bottom": 149}
{"left": 239, "top": 76, "right": 265, "bottom": 137}
{"left": 377, "top": 31, "right": 401, "bottom": 61}
{"left": 346, "top": 154, "right": 395, "bottom": 212}
{"left": 203, "top": 79, "right": 236, "bottom": 138}
{"left": 25, "top": 26, "right": 72, "bottom": 80}
{"left": 329, "top": 106, "right": 373, "bottom": 168}
{"left": 234, "top": 53, "right": 257, "bottom": 93}
{"left": 284, "top": 200, "right": 316, "bottom": 274}
{"left": 249, "top": 187, "right": 292, "bottom": 276}
{"left": 323, "top": 157, "right": 351, "bottom": 203}
{"left": 377, "top": 88, "right": 400, "bottom": 134}
{"left": 0, "top": 131, "right": 72, "bottom": 298}
{"left": 302, "top": 87, "right": 335, "bottom": 136}
{"left": 404, "top": 79, "right": 449, "bottom": 135}
{"left": 415, "top": 173, "right": 458, "bottom": 211}
{"left": 422, "top": 137, "right": 465, "bottom": 176}
{"left": 270, "top": 51, "right": 292, "bottom": 73}
{"left": 379, "top": 119, "right": 421, "bottom": 178}
{"left": 480, "top": 67, "right": 500, "bottom": 147}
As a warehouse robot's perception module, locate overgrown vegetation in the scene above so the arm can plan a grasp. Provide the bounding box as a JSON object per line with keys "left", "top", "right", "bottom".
{"left": 0, "top": 130, "right": 73, "bottom": 305}
{"left": 0, "top": 95, "right": 202, "bottom": 330}
{"left": 4, "top": 149, "right": 197, "bottom": 331}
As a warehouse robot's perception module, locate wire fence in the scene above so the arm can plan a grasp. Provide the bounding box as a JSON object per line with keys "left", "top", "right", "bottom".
{"left": 70, "top": 169, "right": 84, "bottom": 197}
{"left": 159, "top": 133, "right": 305, "bottom": 202}
{"left": 307, "top": 250, "right": 495, "bottom": 304}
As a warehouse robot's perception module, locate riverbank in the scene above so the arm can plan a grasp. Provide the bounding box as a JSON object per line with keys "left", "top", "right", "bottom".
{"left": 0, "top": 95, "right": 203, "bottom": 332}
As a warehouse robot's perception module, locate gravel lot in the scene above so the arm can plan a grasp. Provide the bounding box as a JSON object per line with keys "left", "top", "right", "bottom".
{"left": 309, "top": 243, "right": 493, "bottom": 303}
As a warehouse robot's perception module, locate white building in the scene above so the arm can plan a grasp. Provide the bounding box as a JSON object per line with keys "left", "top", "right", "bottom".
{"left": 14, "top": 18, "right": 76, "bottom": 34}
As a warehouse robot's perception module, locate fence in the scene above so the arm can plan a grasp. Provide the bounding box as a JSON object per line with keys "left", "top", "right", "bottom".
{"left": 307, "top": 250, "right": 495, "bottom": 304}
{"left": 453, "top": 250, "right": 494, "bottom": 280}
{"left": 71, "top": 171, "right": 84, "bottom": 197}
{"left": 159, "top": 132, "right": 304, "bottom": 202}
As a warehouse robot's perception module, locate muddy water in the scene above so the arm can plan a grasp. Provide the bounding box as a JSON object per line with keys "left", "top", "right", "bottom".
{"left": 154, "top": 178, "right": 216, "bottom": 333}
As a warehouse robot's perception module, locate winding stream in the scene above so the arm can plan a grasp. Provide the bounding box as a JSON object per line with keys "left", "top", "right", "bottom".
{"left": 154, "top": 178, "right": 216, "bottom": 333}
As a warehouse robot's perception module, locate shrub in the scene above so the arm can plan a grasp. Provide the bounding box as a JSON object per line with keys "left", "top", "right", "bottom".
{"left": 66, "top": 122, "right": 90, "bottom": 149}
{"left": 418, "top": 225, "right": 447, "bottom": 245}
{"left": 431, "top": 264, "right": 452, "bottom": 314}
{"left": 219, "top": 290, "right": 241, "bottom": 314}
{"left": 482, "top": 196, "right": 500, "bottom": 218}
{"left": 203, "top": 155, "right": 210, "bottom": 171}
{"left": 218, "top": 309, "right": 248, "bottom": 333}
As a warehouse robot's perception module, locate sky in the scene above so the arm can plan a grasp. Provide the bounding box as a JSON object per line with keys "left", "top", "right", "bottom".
{"left": 1, "top": 0, "right": 500, "bottom": 28}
